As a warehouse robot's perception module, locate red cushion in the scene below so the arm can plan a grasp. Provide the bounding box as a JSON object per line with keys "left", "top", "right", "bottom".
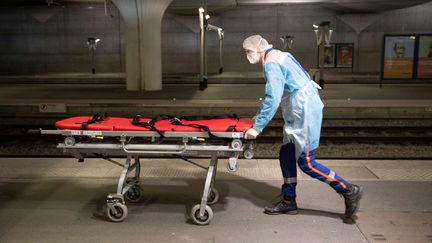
{"left": 55, "top": 116, "right": 113, "bottom": 130}
{"left": 154, "top": 118, "right": 252, "bottom": 132}
{"left": 113, "top": 118, "right": 152, "bottom": 131}
{"left": 56, "top": 116, "right": 253, "bottom": 132}
{"left": 234, "top": 118, "right": 253, "bottom": 132}
{"left": 55, "top": 117, "right": 132, "bottom": 131}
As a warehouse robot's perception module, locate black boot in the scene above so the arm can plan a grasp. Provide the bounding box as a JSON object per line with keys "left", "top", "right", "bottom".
{"left": 341, "top": 184, "right": 363, "bottom": 218}
{"left": 264, "top": 198, "right": 298, "bottom": 215}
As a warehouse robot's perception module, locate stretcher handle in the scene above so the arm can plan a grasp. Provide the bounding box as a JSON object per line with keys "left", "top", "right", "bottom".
{"left": 121, "top": 142, "right": 187, "bottom": 155}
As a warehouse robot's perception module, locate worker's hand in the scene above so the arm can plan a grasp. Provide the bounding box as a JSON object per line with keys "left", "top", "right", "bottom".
{"left": 244, "top": 128, "right": 260, "bottom": 139}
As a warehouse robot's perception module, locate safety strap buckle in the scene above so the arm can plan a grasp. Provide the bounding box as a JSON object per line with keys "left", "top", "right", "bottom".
{"left": 170, "top": 117, "right": 182, "bottom": 125}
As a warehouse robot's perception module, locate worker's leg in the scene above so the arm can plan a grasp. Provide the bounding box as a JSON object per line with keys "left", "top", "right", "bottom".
{"left": 297, "top": 150, "right": 363, "bottom": 218}
{"left": 279, "top": 143, "right": 298, "bottom": 199}
{"left": 263, "top": 143, "right": 298, "bottom": 215}
{"left": 297, "top": 150, "right": 349, "bottom": 192}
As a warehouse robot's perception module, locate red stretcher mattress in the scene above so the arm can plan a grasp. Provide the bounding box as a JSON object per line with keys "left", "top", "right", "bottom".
{"left": 55, "top": 116, "right": 253, "bottom": 133}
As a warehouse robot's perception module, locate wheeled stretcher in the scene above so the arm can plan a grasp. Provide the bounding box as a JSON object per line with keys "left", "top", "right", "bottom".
{"left": 41, "top": 113, "right": 254, "bottom": 225}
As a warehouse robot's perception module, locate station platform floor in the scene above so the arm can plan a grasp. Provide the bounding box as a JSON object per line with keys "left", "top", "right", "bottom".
{"left": 0, "top": 157, "right": 431, "bottom": 243}
{"left": 0, "top": 81, "right": 431, "bottom": 104}
{"left": 0, "top": 82, "right": 431, "bottom": 120}
{"left": 0, "top": 80, "right": 430, "bottom": 132}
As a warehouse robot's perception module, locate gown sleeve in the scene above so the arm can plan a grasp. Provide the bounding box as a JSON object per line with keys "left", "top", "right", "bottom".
{"left": 253, "top": 62, "right": 287, "bottom": 132}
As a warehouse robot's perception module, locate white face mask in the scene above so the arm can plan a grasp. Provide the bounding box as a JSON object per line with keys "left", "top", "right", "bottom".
{"left": 247, "top": 52, "right": 260, "bottom": 64}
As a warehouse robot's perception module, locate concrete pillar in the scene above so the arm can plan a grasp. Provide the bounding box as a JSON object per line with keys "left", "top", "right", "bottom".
{"left": 112, "top": 0, "right": 172, "bottom": 91}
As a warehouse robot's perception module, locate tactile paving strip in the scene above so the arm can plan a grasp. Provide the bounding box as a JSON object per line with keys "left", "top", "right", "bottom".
{"left": 1, "top": 158, "right": 432, "bottom": 181}
{"left": 367, "top": 168, "right": 432, "bottom": 181}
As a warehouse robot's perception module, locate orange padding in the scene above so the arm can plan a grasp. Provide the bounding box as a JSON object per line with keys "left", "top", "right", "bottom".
{"left": 55, "top": 116, "right": 253, "bottom": 132}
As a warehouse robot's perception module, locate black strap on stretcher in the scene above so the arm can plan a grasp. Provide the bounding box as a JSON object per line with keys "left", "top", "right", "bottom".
{"left": 132, "top": 113, "right": 239, "bottom": 139}
{"left": 132, "top": 114, "right": 170, "bottom": 138}
{"left": 77, "top": 112, "right": 240, "bottom": 139}
{"left": 175, "top": 114, "right": 239, "bottom": 139}
{"left": 178, "top": 114, "right": 239, "bottom": 121}
{"left": 170, "top": 117, "right": 218, "bottom": 139}
{"left": 76, "top": 112, "right": 107, "bottom": 130}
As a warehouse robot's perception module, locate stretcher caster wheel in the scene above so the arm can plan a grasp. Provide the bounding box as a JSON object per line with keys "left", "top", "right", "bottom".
{"left": 243, "top": 149, "right": 254, "bottom": 160}
{"left": 64, "top": 137, "right": 75, "bottom": 146}
{"left": 231, "top": 139, "right": 243, "bottom": 150}
{"left": 247, "top": 142, "right": 255, "bottom": 150}
{"left": 227, "top": 163, "right": 238, "bottom": 172}
{"left": 207, "top": 188, "right": 219, "bottom": 205}
{"left": 190, "top": 204, "right": 213, "bottom": 225}
{"left": 227, "top": 159, "right": 238, "bottom": 173}
{"left": 125, "top": 178, "right": 140, "bottom": 186}
{"left": 125, "top": 186, "right": 143, "bottom": 203}
{"left": 106, "top": 203, "right": 128, "bottom": 222}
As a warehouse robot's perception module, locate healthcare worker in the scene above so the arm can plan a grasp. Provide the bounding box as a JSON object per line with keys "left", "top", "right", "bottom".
{"left": 243, "top": 35, "right": 363, "bottom": 218}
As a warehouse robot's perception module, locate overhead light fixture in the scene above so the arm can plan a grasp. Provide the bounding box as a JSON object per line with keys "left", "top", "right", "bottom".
{"left": 87, "top": 37, "right": 100, "bottom": 50}
{"left": 205, "top": 14, "right": 210, "bottom": 20}
{"left": 280, "top": 35, "right": 295, "bottom": 51}
{"left": 86, "top": 38, "right": 100, "bottom": 74}
{"left": 313, "top": 24, "right": 319, "bottom": 29}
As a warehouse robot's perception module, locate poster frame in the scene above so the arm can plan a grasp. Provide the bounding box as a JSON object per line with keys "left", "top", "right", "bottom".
{"left": 335, "top": 43, "right": 354, "bottom": 68}
{"left": 324, "top": 43, "right": 336, "bottom": 68}
{"left": 380, "top": 34, "right": 417, "bottom": 81}
{"left": 317, "top": 43, "right": 354, "bottom": 69}
{"left": 416, "top": 34, "right": 432, "bottom": 80}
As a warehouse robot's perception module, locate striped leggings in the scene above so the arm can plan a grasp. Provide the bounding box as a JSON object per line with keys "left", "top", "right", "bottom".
{"left": 280, "top": 143, "right": 349, "bottom": 198}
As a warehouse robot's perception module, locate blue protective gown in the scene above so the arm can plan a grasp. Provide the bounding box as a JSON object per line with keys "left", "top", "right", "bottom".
{"left": 253, "top": 49, "right": 324, "bottom": 160}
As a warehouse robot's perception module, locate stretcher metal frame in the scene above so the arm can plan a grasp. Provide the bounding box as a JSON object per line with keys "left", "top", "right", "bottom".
{"left": 41, "top": 129, "right": 254, "bottom": 225}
